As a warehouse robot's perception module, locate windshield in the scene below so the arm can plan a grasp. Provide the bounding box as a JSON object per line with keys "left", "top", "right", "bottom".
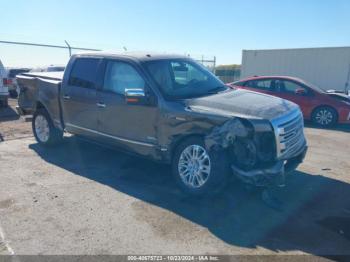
{"left": 299, "top": 79, "right": 326, "bottom": 93}
{"left": 144, "top": 59, "right": 227, "bottom": 99}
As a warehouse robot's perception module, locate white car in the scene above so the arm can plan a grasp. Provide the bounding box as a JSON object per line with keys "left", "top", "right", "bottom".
{"left": 5, "top": 68, "right": 31, "bottom": 98}
{"left": 0, "top": 59, "right": 9, "bottom": 107}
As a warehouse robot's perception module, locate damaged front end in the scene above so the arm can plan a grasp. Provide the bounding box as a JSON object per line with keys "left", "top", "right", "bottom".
{"left": 205, "top": 112, "right": 307, "bottom": 188}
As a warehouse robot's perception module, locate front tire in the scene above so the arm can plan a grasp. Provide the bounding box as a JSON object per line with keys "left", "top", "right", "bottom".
{"left": 32, "top": 108, "right": 63, "bottom": 146}
{"left": 311, "top": 106, "right": 337, "bottom": 127}
{"left": 171, "top": 137, "right": 230, "bottom": 196}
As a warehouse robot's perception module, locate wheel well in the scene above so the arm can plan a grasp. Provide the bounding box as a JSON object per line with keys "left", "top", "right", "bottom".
{"left": 35, "top": 102, "right": 53, "bottom": 122}
{"left": 311, "top": 105, "right": 338, "bottom": 120}
{"left": 36, "top": 101, "right": 45, "bottom": 110}
{"left": 170, "top": 134, "right": 205, "bottom": 159}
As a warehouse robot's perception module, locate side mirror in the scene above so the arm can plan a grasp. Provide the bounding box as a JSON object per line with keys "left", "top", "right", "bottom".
{"left": 295, "top": 88, "right": 306, "bottom": 95}
{"left": 125, "top": 88, "right": 145, "bottom": 104}
{"left": 125, "top": 88, "right": 157, "bottom": 106}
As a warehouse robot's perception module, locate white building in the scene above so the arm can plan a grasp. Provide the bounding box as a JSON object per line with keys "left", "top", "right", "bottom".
{"left": 241, "top": 47, "right": 350, "bottom": 92}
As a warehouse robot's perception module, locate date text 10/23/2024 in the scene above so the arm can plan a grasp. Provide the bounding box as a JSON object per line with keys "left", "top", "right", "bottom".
{"left": 127, "top": 256, "right": 220, "bottom": 261}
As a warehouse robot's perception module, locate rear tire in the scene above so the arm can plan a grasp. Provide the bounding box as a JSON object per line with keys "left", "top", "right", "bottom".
{"left": 311, "top": 106, "right": 337, "bottom": 127}
{"left": 32, "top": 108, "right": 63, "bottom": 146}
{"left": 171, "top": 137, "right": 230, "bottom": 196}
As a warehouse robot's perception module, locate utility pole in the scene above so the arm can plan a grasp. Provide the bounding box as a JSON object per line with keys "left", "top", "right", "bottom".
{"left": 345, "top": 63, "right": 350, "bottom": 95}
{"left": 65, "top": 40, "right": 72, "bottom": 57}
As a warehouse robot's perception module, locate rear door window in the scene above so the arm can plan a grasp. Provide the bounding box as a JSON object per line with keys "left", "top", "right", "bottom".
{"left": 255, "top": 80, "right": 272, "bottom": 91}
{"left": 245, "top": 79, "right": 272, "bottom": 91}
{"left": 68, "top": 58, "right": 100, "bottom": 89}
{"left": 233, "top": 81, "right": 246, "bottom": 86}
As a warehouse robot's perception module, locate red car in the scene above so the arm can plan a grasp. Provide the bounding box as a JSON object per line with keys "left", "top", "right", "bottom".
{"left": 229, "top": 76, "right": 350, "bottom": 127}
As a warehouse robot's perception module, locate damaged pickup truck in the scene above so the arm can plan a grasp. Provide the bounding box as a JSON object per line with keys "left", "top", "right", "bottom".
{"left": 17, "top": 52, "right": 307, "bottom": 195}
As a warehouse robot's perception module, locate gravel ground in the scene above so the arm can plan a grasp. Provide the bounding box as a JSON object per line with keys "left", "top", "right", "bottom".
{"left": 0, "top": 98, "right": 350, "bottom": 259}
{"left": 0, "top": 99, "right": 32, "bottom": 142}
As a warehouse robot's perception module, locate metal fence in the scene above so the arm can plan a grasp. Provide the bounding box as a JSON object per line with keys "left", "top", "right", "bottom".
{"left": 1, "top": 41, "right": 240, "bottom": 83}
{"left": 195, "top": 56, "right": 216, "bottom": 72}
{"left": 214, "top": 67, "right": 241, "bottom": 83}
{"left": 0, "top": 40, "right": 100, "bottom": 57}
{"left": 0, "top": 40, "right": 101, "bottom": 68}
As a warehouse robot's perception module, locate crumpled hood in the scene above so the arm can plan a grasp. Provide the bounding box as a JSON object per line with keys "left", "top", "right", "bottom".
{"left": 187, "top": 89, "right": 299, "bottom": 120}
{"left": 325, "top": 91, "right": 350, "bottom": 102}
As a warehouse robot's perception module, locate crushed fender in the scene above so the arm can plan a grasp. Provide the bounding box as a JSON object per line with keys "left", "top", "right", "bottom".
{"left": 204, "top": 118, "right": 287, "bottom": 189}
{"left": 204, "top": 118, "right": 251, "bottom": 151}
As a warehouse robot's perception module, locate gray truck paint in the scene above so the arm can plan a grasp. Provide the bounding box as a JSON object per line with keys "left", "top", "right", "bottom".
{"left": 17, "top": 52, "right": 307, "bottom": 187}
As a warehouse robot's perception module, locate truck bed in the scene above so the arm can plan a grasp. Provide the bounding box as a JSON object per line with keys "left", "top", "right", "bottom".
{"left": 20, "top": 71, "right": 64, "bottom": 81}
{"left": 16, "top": 72, "right": 63, "bottom": 125}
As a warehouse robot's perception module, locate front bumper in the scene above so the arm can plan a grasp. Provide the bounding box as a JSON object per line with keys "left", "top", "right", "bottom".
{"left": 231, "top": 145, "right": 308, "bottom": 187}
{"left": 339, "top": 111, "right": 350, "bottom": 124}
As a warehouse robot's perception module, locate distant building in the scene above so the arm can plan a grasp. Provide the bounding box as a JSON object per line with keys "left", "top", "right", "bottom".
{"left": 241, "top": 47, "right": 350, "bottom": 92}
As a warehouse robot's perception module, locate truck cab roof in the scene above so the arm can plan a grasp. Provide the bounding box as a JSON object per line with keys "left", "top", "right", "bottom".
{"left": 75, "top": 51, "right": 189, "bottom": 62}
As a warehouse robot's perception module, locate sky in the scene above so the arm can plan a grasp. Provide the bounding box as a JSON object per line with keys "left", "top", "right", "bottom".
{"left": 1, "top": 0, "right": 350, "bottom": 67}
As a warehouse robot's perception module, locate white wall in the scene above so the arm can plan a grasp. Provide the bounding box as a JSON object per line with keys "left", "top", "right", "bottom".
{"left": 241, "top": 47, "right": 350, "bottom": 92}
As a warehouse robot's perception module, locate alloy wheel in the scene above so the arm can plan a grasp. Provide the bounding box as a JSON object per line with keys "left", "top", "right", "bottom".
{"left": 35, "top": 115, "right": 50, "bottom": 142}
{"left": 178, "top": 145, "right": 211, "bottom": 188}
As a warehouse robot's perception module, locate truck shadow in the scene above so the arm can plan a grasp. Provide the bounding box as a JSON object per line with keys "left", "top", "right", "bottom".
{"left": 0, "top": 105, "right": 20, "bottom": 122}
{"left": 29, "top": 136, "right": 350, "bottom": 256}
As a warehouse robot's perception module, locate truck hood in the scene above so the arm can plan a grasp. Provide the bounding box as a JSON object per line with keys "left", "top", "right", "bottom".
{"left": 187, "top": 89, "right": 299, "bottom": 120}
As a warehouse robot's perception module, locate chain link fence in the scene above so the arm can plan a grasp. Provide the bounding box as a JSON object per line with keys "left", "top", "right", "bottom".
{"left": 1, "top": 41, "right": 242, "bottom": 84}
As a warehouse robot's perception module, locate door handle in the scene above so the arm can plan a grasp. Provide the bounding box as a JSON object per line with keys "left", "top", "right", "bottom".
{"left": 63, "top": 95, "right": 71, "bottom": 100}
{"left": 96, "top": 102, "right": 106, "bottom": 108}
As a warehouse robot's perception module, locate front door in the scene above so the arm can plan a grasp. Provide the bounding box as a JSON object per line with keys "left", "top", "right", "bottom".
{"left": 96, "top": 59, "right": 159, "bottom": 155}
{"left": 274, "top": 79, "right": 314, "bottom": 117}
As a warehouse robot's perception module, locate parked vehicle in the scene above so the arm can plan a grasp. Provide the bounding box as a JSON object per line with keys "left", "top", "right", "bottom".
{"left": 5, "top": 68, "right": 31, "bottom": 98}
{"left": 29, "top": 65, "right": 65, "bottom": 73}
{"left": 241, "top": 47, "right": 350, "bottom": 93}
{"left": 229, "top": 76, "right": 350, "bottom": 127}
{"left": 0, "top": 59, "right": 9, "bottom": 107}
{"left": 17, "top": 53, "right": 307, "bottom": 195}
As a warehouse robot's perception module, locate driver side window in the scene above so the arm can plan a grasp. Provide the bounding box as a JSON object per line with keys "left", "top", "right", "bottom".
{"left": 281, "top": 80, "right": 307, "bottom": 95}
{"left": 103, "top": 61, "right": 145, "bottom": 95}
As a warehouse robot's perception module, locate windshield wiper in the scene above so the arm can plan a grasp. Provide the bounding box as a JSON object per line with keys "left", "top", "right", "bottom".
{"left": 207, "top": 86, "right": 228, "bottom": 94}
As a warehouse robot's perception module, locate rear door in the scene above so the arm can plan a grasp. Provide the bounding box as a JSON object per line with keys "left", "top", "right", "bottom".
{"left": 61, "top": 57, "right": 101, "bottom": 138}
{"left": 96, "top": 59, "right": 159, "bottom": 154}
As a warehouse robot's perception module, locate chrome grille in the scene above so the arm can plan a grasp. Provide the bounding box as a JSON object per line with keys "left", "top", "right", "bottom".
{"left": 271, "top": 109, "right": 306, "bottom": 159}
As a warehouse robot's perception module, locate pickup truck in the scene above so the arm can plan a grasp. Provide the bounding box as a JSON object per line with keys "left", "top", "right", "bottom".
{"left": 17, "top": 52, "right": 307, "bottom": 195}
